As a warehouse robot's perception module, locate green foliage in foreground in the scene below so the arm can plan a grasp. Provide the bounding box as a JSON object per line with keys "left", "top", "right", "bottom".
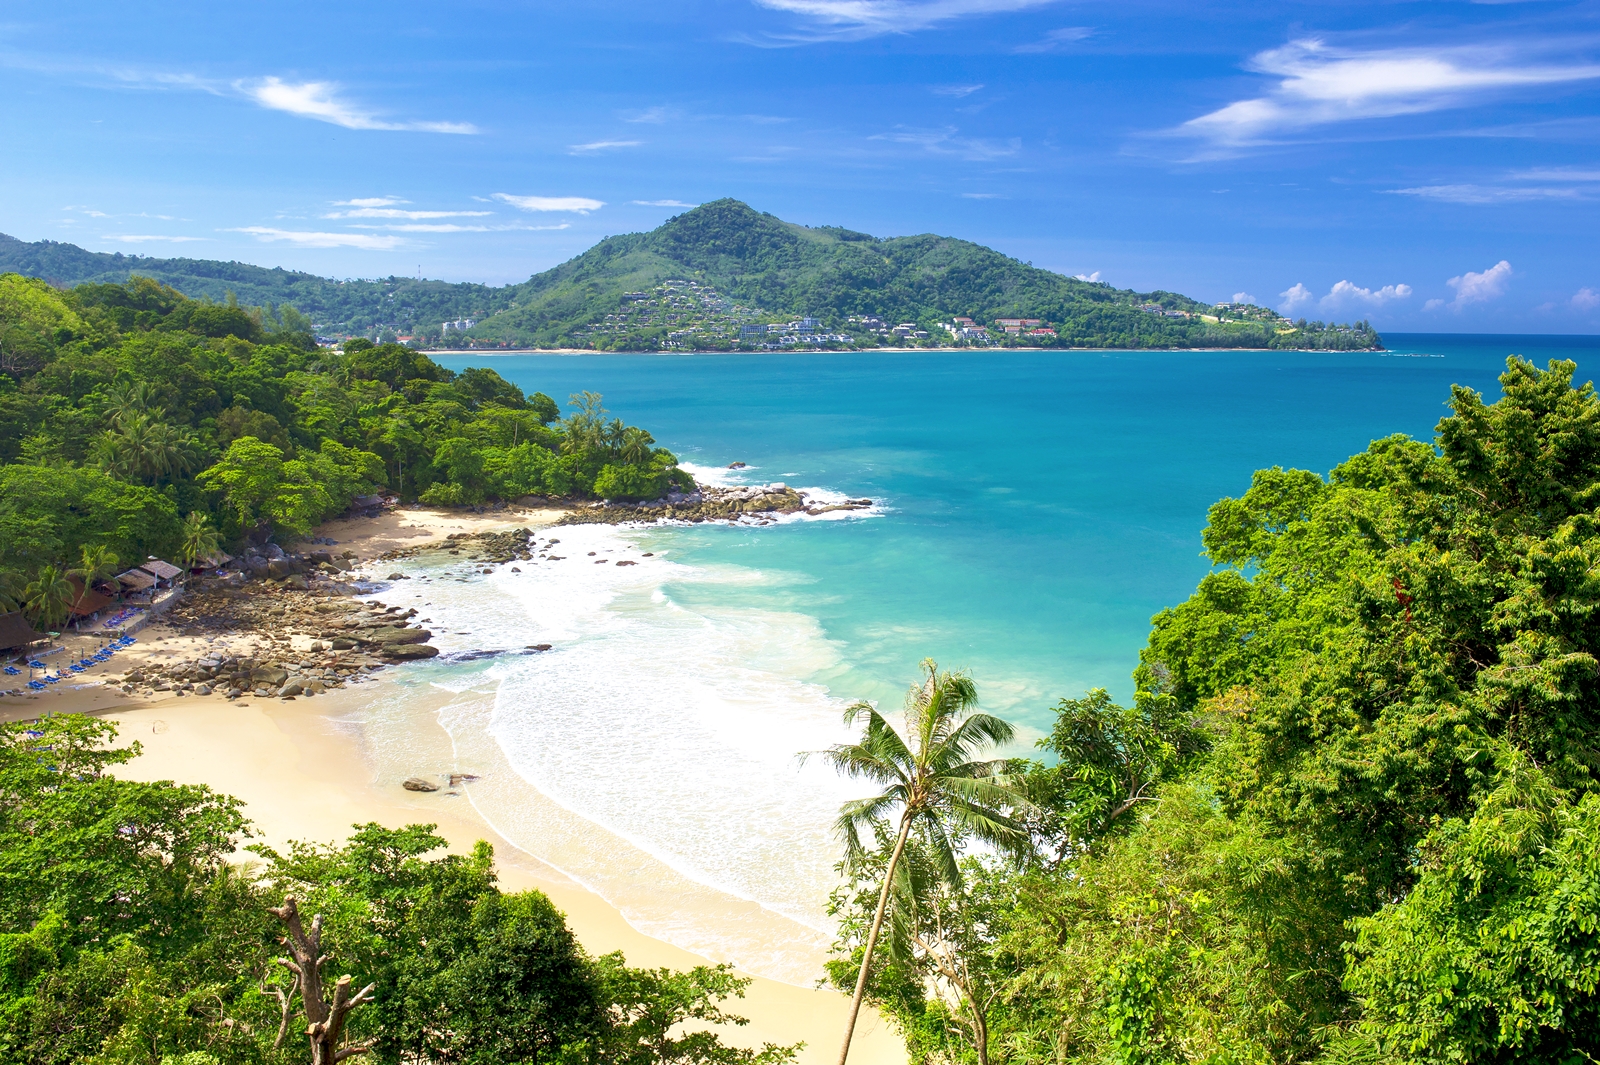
{"left": 0, "top": 715, "right": 798, "bottom": 1065}
{"left": 828, "top": 357, "right": 1600, "bottom": 1065}
{"left": 0, "top": 272, "right": 688, "bottom": 615}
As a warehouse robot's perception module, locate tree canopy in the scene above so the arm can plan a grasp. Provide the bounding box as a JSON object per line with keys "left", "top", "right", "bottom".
{"left": 827, "top": 357, "right": 1600, "bottom": 1065}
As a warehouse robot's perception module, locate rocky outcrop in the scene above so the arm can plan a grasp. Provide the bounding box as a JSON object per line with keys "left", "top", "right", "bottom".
{"left": 558, "top": 483, "right": 872, "bottom": 526}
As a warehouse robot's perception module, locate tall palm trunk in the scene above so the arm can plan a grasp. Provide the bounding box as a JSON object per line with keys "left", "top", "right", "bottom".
{"left": 838, "top": 812, "right": 913, "bottom": 1065}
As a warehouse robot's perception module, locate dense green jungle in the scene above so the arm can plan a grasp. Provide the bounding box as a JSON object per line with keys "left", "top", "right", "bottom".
{"left": 0, "top": 202, "right": 1378, "bottom": 352}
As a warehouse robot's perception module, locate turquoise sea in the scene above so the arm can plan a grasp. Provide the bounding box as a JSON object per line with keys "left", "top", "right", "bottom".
{"left": 370, "top": 335, "right": 1597, "bottom": 982}
{"left": 437, "top": 334, "right": 1600, "bottom": 729}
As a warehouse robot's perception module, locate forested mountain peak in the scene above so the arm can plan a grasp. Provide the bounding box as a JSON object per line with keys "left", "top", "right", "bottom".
{"left": 0, "top": 205, "right": 1380, "bottom": 351}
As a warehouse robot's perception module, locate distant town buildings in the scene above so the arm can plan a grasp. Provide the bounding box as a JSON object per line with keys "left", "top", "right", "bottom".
{"left": 441, "top": 318, "right": 477, "bottom": 334}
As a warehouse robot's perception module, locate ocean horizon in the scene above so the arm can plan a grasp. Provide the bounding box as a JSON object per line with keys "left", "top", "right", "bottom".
{"left": 347, "top": 333, "right": 1600, "bottom": 985}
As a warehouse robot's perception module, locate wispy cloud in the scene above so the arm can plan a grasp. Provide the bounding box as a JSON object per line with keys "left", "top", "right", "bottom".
{"left": 344, "top": 222, "right": 572, "bottom": 233}
{"left": 873, "top": 126, "right": 1019, "bottom": 160}
{"left": 568, "top": 139, "right": 643, "bottom": 154}
{"left": 622, "top": 106, "right": 681, "bottom": 124}
{"left": 1177, "top": 39, "right": 1600, "bottom": 151}
{"left": 1387, "top": 164, "right": 1600, "bottom": 204}
{"left": 961, "top": 191, "right": 1002, "bottom": 198}
{"left": 1014, "top": 26, "right": 1093, "bottom": 53}
{"left": 933, "top": 83, "right": 985, "bottom": 97}
{"left": 102, "top": 234, "right": 209, "bottom": 243}
{"left": 324, "top": 207, "right": 494, "bottom": 220}
{"left": 492, "top": 193, "right": 605, "bottom": 213}
{"left": 1232, "top": 291, "right": 1256, "bottom": 304}
{"left": 1388, "top": 183, "right": 1582, "bottom": 203}
{"left": 1424, "top": 259, "right": 1513, "bottom": 310}
{"left": 238, "top": 77, "right": 478, "bottom": 134}
{"left": 227, "top": 226, "right": 405, "bottom": 250}
{"left": 333, "top": 197, "right": 407, "bottom": 208}
{"left": 1280, "top": 278, "right": 1411, "bottom": 315}
{"left": 1574, "top": 287, "right": 1600, "bottom": 311}
{"left": 746, "top": 0, "right": 1060, "bottom": 43}
{"left": 631, "top": 200, "right": 698, "bottom": 207}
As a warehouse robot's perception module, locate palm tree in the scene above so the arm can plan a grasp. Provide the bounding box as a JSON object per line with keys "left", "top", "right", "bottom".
{"left": 102, "top": 380, "right": 160, "bottom": 427}
{"left": 23, "top": 566, "right": 74, "bottom": 630}
{"left": 0, "top": 570, "right": 23, "bottom": 613}
{"left": 814, "top": 659, "right": 1033, "bottom": 1065}
{"left": 66, "top": 544, "right": 120, "bottom": 589}
{"left": 620, "top": 426, "right": 656, "bottom": 465}
{"left": 180, "top": 511, "right": 221, "bottom": 567}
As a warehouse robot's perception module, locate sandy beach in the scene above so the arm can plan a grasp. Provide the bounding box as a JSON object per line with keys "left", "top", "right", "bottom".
{"left": 0, "top": 504, "right": 905, "bottom": 1065}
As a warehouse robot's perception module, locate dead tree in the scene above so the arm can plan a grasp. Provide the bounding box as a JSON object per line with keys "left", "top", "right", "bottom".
{"left": 268, "top": 895, "right": 377, "bottom": 1065}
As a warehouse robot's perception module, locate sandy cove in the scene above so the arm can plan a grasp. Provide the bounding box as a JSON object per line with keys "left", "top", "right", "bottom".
{"left": 1, "top": 504, "right": 905, "bottom": 1065}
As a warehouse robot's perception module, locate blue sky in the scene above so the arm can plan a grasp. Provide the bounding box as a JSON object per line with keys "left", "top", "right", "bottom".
{"left": 3, "top": 0, "right": 1600, "bottom": 332}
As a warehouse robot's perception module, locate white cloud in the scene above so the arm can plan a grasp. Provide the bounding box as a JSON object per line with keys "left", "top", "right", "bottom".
{"left": 238, "top": 77, "right": 478, "bottom": 134}
{"left": 1075, "top": 271, "right": 1102, "bottom": 282}
{"left": 1572, "top": 287, "right": 1600, "bottom": 311}
{"left": 333, "top": 197, "right": 407, "bottom": 208}
{"left": 1441, "top": 259, "right": 1513, "bottom": 309}
{"left": 492, "top": 193, "right": 605, "bottom": 213}
{"left": 749, "top": 0, "right": 1060, "bottom": 41}
{"left": 568, "top": 140, "right": 643, "bottom": 154}
{"left": 1388, "top": 183, "right": 1582, "bottom": 204}
{"left": 1279, "top": 283, "right": 1316, "bottom": 314}
{"left": 1014, "top": 26, "right": 1093, "bottom": 53}
{"left": 631, "top": 200, "right": 697, "bottom": 207}
{"left": 324, "top": 207, "right": 494, "bottom": 220}
{"left": 227, "top": 226, "right": 405, "bottom": 250}
{"left": 961, "top": 192, "right": 1001, "bottom": 198}
{"left": 1277, "top": 279, "right": 1411, "bottom": 314}
{"left": 932, "top": 83, "right": 985, "bottom": 97}
{"left": 1321, "top": 279, "right": 1412, "bottom": 311}
{"left": 1232, "top": 291, "right": 1256, "bottom": 304}
{"left": 103, "top": 234, "right": 208, "bottom": 243}
{"left": 1178, "top": 39, "right": 1600, "bottom": 149}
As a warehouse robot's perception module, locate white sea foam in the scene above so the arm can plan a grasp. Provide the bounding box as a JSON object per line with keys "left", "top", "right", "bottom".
{"left": 368, "top": 523, "right": 876, "bottom": 983}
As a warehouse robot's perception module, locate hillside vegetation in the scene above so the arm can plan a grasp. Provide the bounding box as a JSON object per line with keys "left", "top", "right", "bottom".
{"left": 822, "top": 357, "right": 1600, "bottom": 1064}
{"left": 0, "top": 232, "right": 513, "bottom": 339}
{"left": 476, "top": 200, "right": 1377, "bottom": 351}
{"left": 0, "top": 271, "right": 689, "bottom": 615}
{"left": 2, "top": 203, "right": 1379, "bottom": 351}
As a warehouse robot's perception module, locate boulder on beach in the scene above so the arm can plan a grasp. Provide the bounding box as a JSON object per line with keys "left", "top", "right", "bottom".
{"left": 402, "top": 777, "right": 439, "bottom": 792}
{"left": 382, "top": 644, "right": 441, "bottom": 660}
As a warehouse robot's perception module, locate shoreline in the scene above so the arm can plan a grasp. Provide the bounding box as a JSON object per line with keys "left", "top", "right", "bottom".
{"left": 423, "top": 344, "right": 1386, "bottom": 356}
{"left": 3, "top": 504, "right": 905, "bottom": 1065}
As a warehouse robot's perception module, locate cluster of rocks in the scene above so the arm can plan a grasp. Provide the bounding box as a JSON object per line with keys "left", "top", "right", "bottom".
{"left": 227, "top": 542, "right": 367, "bottom": 593}
{"left": 559, "top": 483, "right": 873, "bottom": 526}
{"left": 379, "top": 528, "right": 543, "bottom": 566}
{"left": 114, "top": 648, "right": 390, "bottom": 701}
{"left": 161, "top": 588, "right": 440, "bottom": 664}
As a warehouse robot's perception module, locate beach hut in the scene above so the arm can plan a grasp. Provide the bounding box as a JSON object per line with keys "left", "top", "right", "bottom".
{"left": 116, "top": 567, "right": 158, "bottom": 595}
{"left": 139, "top": 559, "right": 185, "bottom": 587}
{"left": 0, "top": 612, "right": 42, "bottom": 652}
{"left": 66, "top": 576, "right": 115, "bottom": 625}
{"left": 192, "top": 551, "right": 234, "bottom": 575}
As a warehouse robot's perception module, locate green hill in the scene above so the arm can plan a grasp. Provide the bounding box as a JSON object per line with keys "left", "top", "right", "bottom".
{"left": 481, "top": 199, "right": 1378, "bottom": 350}
{"left": 0, "top": 202, "right": 1381, "bottom": 350}
{"left": 0, "top": 232, "right": 509, "bottom": 338}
